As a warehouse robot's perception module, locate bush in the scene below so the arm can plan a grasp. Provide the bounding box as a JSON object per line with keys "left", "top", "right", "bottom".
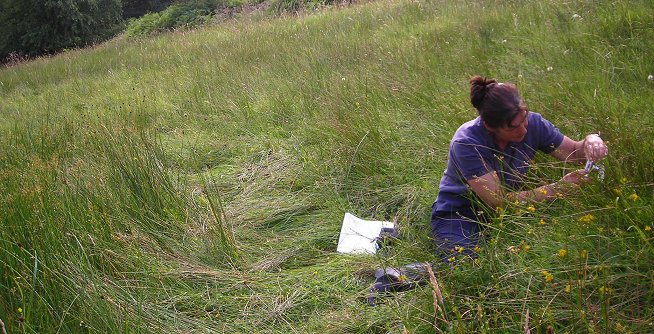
{"left": 125, "top": 0, "right": 222, "bottom": 36}
{"left": 0, "top": 0, "right": 123, "bottom": 61}
{"left": 269, "top": 0, "right": 336, "bottom": 14}
{"left": 122, "top": 0, "right": 177, "bottom": 18}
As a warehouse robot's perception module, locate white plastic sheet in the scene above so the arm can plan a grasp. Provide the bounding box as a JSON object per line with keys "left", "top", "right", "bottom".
{"left": 336, "top": 212, "right": 394, "bottom": 254}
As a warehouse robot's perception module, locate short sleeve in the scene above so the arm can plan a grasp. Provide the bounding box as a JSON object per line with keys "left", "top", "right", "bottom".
{"left": 533, "top": 113, "right": 564, "bottom": 154}
{"left": 450, "top": 140, "right": 494, "bottom": 180}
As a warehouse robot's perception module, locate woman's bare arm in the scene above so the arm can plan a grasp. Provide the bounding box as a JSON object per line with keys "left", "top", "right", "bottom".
{"left": 550, "top": 135, "right": 608, "bottom": 163}
{"left": 467, "top": 170, "right": 586, "bottom": 209}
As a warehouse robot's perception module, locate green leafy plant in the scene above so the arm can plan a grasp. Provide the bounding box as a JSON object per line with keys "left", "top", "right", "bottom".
{"left": 125, "top": 0, "right": 222, "bottom": 36}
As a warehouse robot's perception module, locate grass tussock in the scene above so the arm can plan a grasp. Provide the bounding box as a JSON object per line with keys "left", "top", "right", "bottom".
{"left": 1, "top": 0, "right": 653, "bottom": 332}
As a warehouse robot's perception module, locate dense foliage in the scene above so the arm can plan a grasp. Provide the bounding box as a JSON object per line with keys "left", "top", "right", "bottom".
{"left": 122, "top": 0, "right": 176, "bottom": 18}
{"left": 125, "top": 0, "right": 225, "bottom": 36}
{"left": 269, "top": 0, "right": 335, "bottom": 14}
{"left": 0, "top": 0, "right": 123, "bottom": 61}
{"left": 0, "top": 0, "right": 331, "bottom": 62}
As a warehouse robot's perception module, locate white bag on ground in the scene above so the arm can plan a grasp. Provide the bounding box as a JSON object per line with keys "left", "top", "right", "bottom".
{"left": 336, "top": 213, "right": 394, "bottom": 254}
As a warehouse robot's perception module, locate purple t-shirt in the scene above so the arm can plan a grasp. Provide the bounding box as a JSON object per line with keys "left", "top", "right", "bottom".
{"left": 433, "top": 112, "right": 564, "bottom": 214}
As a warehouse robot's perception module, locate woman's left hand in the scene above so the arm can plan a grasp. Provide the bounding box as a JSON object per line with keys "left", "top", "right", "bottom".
{"left": 584, "top": 134, "right": 608, "bottom": 161}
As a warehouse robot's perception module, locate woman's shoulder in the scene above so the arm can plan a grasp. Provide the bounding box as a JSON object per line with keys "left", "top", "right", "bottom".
{"left": 452, "top": 117, "right": 488, "bottom": 144}
{"left": 527, "top": 111, "right": 548, "bottom": 123}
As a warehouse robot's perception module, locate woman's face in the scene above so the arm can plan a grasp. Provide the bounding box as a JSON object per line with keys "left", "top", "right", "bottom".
{"left": 492, "top": 109, "right": 529, "bottom": 143}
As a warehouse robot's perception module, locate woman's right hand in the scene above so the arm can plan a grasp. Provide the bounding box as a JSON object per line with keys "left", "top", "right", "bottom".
{"left": 583, "top": 134, "right": 608, "bottom": 162}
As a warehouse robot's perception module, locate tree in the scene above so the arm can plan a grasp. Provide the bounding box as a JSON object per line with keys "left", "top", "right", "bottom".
{"left": 0, "top": 0, "right": 123, "bottom": 61}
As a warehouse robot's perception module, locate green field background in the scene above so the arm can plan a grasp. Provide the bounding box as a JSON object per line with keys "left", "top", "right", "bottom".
{"left": 1, "top": 0, "right": 653, "bottom": 332}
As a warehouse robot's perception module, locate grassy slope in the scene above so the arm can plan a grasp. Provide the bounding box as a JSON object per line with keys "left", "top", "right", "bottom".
{"left": 1, "top": 0, "right": 653, "bottom": 332}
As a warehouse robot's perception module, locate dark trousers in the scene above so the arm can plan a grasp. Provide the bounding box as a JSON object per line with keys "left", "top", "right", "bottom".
{"left": 431, "top": 206, "right": 487, "bottom": 260}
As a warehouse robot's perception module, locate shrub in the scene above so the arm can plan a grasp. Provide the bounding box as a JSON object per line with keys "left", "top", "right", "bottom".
{"left": 122, "top": 0, "right": 177, "bottom": 18}
{"left": 125, "top": 0, "right": 222, "bottom": 36}
{"left": 269, "top": 0, "right": 336, "bottom": 14}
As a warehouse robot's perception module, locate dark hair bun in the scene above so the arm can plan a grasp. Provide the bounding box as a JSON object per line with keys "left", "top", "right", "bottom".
{"left": 468, "top": 75, "right": 525, "bottom": 128}
{"left": 470, "top": 76, "right": 498, "bottom": 109}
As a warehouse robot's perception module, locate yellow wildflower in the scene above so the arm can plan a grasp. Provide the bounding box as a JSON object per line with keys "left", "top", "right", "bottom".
{"left": 541, "top": 270, "right": 554, "bottom": 282}
{"left": 539, "top": 219, "right": 546, "bottom": 225}
{"left": 454, "top": 246, "right": 465, "bottom": 253}
{"left": 474, "top": 246, "right": 481, "bottom": 253}
{"left": 599, "top": 286, "right": 611, "bottom": 295}
{"left": 558, "top": 249, "right": 567, "bottom": 258}
{"left": 613, "top": 188, "right": 622, "bottom": 195}
{"left": 578, "top": 214, "right": 595, "bottom": 224}
{"left": 18, "top": 307, "right": 23, "bottom": 313}
{"left": 527, "top": 205, "right": 536, "bottom": 213}
{"left": 645, "top": 226, "right": 652, "bottom": 232}
{"left": 539, "top": 188, "right": 548, "bottom": 195}
{"left": 629, "top": 193, "right": 640, "bottom": 201}
{"left": 620, "top": 177, "right": 627, "bottom": 183}
{"left": 448, "top": 257, "right": 456, "bottom": 263}
{"left": 580, "top": 250, "right": 588, "bottom": 259}
{"left": 564, "top": 284, "right": 572, "bottom": 293}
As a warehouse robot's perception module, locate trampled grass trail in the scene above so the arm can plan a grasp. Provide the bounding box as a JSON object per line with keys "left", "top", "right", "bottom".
{"left": 1, "top": 0, "right": 653, "bottom": 332}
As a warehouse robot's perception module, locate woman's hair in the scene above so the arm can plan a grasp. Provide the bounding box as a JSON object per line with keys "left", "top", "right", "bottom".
{"left": 469, "top": 75, "right": 526, "bottom": 128}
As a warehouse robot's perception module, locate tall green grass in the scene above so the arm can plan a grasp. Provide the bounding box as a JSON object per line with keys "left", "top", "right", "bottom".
{"left": 1, "top": 0, "right": 653, "bottom": 332}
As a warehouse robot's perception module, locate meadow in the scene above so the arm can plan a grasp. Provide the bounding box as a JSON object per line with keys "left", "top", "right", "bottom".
{"left": 1, "top": 0, "right": 653, "bottom": 332}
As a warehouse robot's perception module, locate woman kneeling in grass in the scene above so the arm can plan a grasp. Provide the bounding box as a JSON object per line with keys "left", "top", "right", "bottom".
{"left": 431, "top": 76, "right": 608, "bottom": 258}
